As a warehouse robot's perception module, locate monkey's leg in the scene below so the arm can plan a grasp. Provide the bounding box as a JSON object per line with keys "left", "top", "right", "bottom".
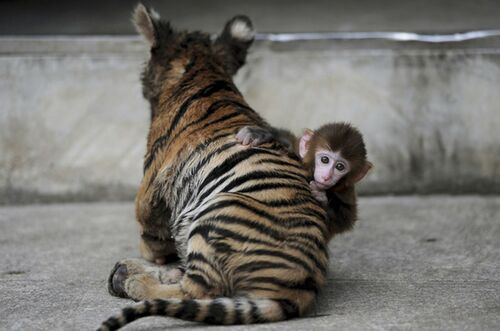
{"left": 108, "top": 258, "right": 184, "bottom": 299}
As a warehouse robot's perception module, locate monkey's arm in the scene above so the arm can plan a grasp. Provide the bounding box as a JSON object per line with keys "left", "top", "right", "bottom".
{"left": 236, "top": 126, "right": 297, "bottom": 153}
{"left": 324, "top": 186, "right": 358, "bottom": 235}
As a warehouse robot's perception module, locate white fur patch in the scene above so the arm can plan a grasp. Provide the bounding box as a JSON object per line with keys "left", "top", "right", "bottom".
{"left": 149, "top": 7, "right": 160, "bottom": 21}
{"left": 230, "top": 20, "right": 255, "bottom": 41}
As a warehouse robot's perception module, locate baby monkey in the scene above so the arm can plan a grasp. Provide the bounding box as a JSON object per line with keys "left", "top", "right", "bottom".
{"left": 236, "top": 123, "right": 372, "bottom": 236}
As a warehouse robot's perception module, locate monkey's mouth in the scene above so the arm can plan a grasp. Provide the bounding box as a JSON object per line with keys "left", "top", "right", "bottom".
{"left": 315, "top": 181, "right": 331, "bottom": 190}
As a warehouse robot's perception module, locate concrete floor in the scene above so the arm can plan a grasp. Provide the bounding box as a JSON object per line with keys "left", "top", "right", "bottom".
{"left": 1, "top": 196, "right": 499, "bottom": 330}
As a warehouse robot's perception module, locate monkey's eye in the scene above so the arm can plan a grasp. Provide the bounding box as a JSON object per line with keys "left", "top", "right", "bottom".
{"left": 320, "top": 156, "right": 330, "bottom": 164}
{"left": 336, "top": 163, "right": 346, "bottom": 171}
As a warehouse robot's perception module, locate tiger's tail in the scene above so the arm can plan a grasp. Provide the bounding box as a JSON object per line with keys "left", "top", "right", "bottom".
{"left": 97, "top": 297, "right": 299, "bottom": 330}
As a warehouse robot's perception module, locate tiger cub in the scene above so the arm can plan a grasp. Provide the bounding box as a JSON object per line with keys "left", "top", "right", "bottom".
{"left": 99, "top": 4, "right": 333, "bottom": 330}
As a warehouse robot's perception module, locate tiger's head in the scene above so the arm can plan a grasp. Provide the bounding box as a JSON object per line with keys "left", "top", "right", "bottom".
{"left": 132, "top": 3, "right": 255, "bottom": 120}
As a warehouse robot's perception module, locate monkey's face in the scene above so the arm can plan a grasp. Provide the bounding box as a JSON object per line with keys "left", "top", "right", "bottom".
{"left": 313, "top": 150, "right": 350, "bottom": 189}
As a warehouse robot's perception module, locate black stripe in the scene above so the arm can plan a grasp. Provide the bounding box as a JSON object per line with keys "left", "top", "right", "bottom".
{"left": 251, "top": 164, "right": 307, "bottom": 183}
{"left": 186, "top": 264, "right": 204, "bottom": 273}
{"left": 250, "top": 148, "right": 302, "bottom": 163}
{"left": 122, "top": 307, "right": 138, "bottom": 322}
{"left": 170, "top": 140, "right": 237, "bottom": 211}
{"left": 234, "top": 299, "right": 244, "bottom": 324}
{"left": 174, "top": 299, "right": 200, "bottom": 320}
{"left": 196, "top": 172, "right": 234, "bottom": 204}
{"left": 251, "top": 198, "right": 314, "bottom": 208}
{"left": 185, "top": 99, "right": 253, "bottom": 132}
{"left": 255, "top": 157, "right": 302, "bottom": 168}
{"left": 144, "top": 80, "right": 238, "bottom": 171}
{"left": 168, "top": 133, "right": 235, "bottom": 200}
{"left": 276, "top": 299, "right": 299, "bottom": 319}
{"left": 152, "top": 298, "right": 169, "bottom": 314}
{"left": 285, "top": 242, "right": 328, "bottom": 273}
{"left": 205, "top": 299, "right": 227, "bottom": 324}
{"left": 165, "top": 100, "right": 248, "bottom": 156}
{"left": 180, "top": 141, "right": 239, "bottom": 196}
{"left": 196, "top": 198, "right": 323, "bottom": 232}
{"left": 199, "top": 110, "right": 242, "bottom": 129}
{"left": 234, "top": 261, "right": 292, "bottom": 273}
{"left": 301, "top": 207, "right": 327, "bottom": 221}
{"left": 169, "top": 80, "right": 238, "bottom": 143}
{"left": 243, "top": 249, "right": 314, "bottom": 274}
{"left": 187, "top": 252, "right": 210, "bottom": 264}
{"left": 238, "top": 182, "right": 311, "bottom": 194}
{"left": 286, "top": 234, "right": 326, "bottom": 252}
{"left": 189, "top": 223, "right": 273, "bottom": 246}
{"left": 238, "top": 285, "right": 280, "bottom": 292}
{"left": 101, "top": 317, "right": 121, "bottom": 331}
{"left": 221, "top": 170, "right": 308, "bottom": 192}
{"left": 195, "top": 197, "right": 268, "bottom": 222}
{"left": 121, "top": 301, "right": 153, "bottom": 324}
{"left": 188, "top": 224, "right": 210, "bottom": 239}
{"left": 187, "top": 273, "right": 213, "bottom": 290}
{"left": 212, "top": 215, "right": 286, "bottom": 241}
{"left": 247, "top": 276, "right": 319, "bottom": 293}
{"left": 169, "top": 66, "right": 211, "bottom": 101}
{"left": 213, "top": 241, "right": 236, "bottom": 253}
{"left": 194, "top": 201, "right": 327, "bottom": 251}
{"left": 196, "top": 148, "right": 263, "bottom": 194}
{"left": 249, "top": 300, "right": 262, "bottom": 323}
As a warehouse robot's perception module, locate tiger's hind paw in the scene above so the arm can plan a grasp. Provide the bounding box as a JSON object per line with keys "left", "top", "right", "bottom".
{"left": 107, "top": 258, "right": 150, "bottom": 298}
{"left": 107, "top": 258, "right": 184, "bottom": 298}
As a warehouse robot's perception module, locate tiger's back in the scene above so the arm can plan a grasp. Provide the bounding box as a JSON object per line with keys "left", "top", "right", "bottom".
{"left": 99, "top": 5, "right": 331, "bottom": 330}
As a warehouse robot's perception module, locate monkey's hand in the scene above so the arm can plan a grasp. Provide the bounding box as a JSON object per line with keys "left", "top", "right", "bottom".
{"left": 310, "top": 181, "right": 328, "bottom": 206}
{"left": 236, "top": 126, "right": 274, "bottom": 146}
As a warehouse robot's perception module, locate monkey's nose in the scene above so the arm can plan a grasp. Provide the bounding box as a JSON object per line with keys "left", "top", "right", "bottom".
{"left": 322, "top": 175, "right": 331, "bottom": 182}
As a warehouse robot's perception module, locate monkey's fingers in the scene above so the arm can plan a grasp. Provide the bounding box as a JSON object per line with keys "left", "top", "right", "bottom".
{"left": 235, "top": 127, "right": 251, "bottom": 145}
{"left": 249, "top": 138, "right": 263, "bottom": 146}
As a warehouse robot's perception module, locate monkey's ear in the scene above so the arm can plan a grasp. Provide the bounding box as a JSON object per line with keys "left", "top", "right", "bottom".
{"left": 299, "top": 129, "right": 314, "bottom": 158}
{"left": 353, "top": 161, "right": 373, "bottom": 183}
{"left": 132, "top": 3, "right": 164, "bottom": 48}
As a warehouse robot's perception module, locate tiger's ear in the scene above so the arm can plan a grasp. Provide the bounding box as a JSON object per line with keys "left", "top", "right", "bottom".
{"left": 214, "top": 15, "right": 255, "bottom": 75}
{"left": 132, "top": 4, "right": 160, "bottom": 47}
{"left": 132, "top": 3, "right": 172, "bottom": 48}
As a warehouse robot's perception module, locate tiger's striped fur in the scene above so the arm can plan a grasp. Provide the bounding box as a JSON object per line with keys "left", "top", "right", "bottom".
{"left": 99, "top": 4, "right": 331, "bottom": 330}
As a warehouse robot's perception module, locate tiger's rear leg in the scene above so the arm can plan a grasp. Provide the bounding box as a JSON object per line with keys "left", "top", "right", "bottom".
{"left": 108, "top": 258, "right": 184, "bottom": 299}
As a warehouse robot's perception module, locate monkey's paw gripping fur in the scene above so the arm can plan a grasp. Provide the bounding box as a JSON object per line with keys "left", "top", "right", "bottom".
{"left": 108, "top": 259, "right": 183, "bottom": 301}
{"left": 236, "top": 126, "right": 274, "bottom": 146}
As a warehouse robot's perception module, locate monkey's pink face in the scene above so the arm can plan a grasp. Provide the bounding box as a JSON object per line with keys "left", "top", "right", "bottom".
{"left": 314, "top": 150, "right": 350, "bottom": 189}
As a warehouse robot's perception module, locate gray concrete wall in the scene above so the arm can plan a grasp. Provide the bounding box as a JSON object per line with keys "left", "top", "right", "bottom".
{"left": 1, "top": 37, "right": 499, "bottom": 203}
